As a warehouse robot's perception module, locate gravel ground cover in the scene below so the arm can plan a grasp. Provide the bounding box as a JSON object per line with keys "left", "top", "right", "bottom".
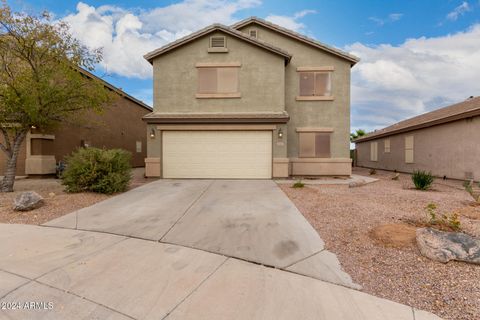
{"left": 0, "top": 168, "right": 155, "bottom": 225}
{"left": 280, "top": 168, "right": 480, "bottom": 320}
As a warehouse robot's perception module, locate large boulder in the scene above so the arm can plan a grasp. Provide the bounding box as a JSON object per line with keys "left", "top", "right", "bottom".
{"left": 13, "top": 191, "right": 44, "bottom": 211}
{"left": 416, "top": 228, "right": 480, "bottom": 264}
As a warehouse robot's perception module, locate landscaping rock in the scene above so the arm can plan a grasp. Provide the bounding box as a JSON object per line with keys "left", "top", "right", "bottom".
{"left": 416, "top": 228, "right": 480, "bottom": 264}
{"left": 348, "top": 179, "right": 366, "bottom": 188}
{"left": 13, "top": 191, "right": 44, "bottom": 211}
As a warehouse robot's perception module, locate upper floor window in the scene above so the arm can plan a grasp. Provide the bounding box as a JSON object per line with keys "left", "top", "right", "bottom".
{"left": 196, "top": 63, "right": 241, "bottom": 98}
{"left": 296, "top": 67, "right": 334, "bottom": 101}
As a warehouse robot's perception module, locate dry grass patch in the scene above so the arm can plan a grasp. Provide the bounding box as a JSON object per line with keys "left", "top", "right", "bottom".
{"left": 369, "top": 223, "right": 417, "bottom": 248}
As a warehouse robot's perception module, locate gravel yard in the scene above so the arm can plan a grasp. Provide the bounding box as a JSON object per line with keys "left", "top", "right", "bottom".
{"left": 0, "top": 168, "right": 155, "bottom": 225}
{"left": 280, "top": 168, "right": 480, "bottom": 320}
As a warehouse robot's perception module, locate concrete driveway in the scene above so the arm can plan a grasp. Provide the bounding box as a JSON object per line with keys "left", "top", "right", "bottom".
{"left": 0, "top": 180, "right": 441, "bottom": 319}
{"left": 46, "top": 180, "right": 325, "bottom": 269}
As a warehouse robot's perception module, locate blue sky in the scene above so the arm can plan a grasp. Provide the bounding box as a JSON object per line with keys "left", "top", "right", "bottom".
{"left": 7, "top": 0, "right": 480, "bottom": 132}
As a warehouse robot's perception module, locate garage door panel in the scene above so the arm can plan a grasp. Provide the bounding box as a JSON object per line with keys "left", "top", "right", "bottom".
{"left": 163, "top": 131, "right": 272, "bottom": 179}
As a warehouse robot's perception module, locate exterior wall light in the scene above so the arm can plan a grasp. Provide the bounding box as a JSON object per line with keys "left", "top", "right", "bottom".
{"left": 150, "top": 128, "right": 156, "bottom": 139}
{"left": 278, "top": 128, "right": 283, "bottom": 139}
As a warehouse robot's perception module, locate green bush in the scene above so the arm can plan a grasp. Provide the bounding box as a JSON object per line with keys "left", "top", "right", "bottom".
{"left": 61, "top": 147, "right": 132, "bottom": 194}
{"left": 412, "top": 170, "right": 434, "bottom": 190}
{"left": 292, "top": 180, "right": 305, "bottom": 188}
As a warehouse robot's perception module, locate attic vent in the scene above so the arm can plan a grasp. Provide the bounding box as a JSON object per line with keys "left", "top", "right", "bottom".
{"left": 210, "top": 36, "right": 226, "bottom": 48}
{"left": 249, "top": 29, "right": 258, "bottom": 38}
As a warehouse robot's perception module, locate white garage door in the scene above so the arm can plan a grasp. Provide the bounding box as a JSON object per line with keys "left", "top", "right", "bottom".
{"left": 163, "top": 131, "right": 272, "bottom": 179}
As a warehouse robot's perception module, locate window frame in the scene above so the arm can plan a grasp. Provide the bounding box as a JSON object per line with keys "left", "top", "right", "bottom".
{"left": 370, "top": 141, "right": 378, "bottom": 162}
{"left": 384, "top": 139, "right": 390, "bottom": 153}
{"left": 297, "top": 128, "right": 333, "bottom": 158}
{"left": 296, "top": 66, "right": 334, "bottom": 101}
{"left": 195, "top": 62, "right": 241, "bottom": 99}
{"left": 405, "top": 135, "right": 414, "bottom": 163}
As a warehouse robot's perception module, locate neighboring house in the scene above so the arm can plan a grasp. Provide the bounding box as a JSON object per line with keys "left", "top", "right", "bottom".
{"left": 354, "top": 96, "right": 480, "bottom": 181}
{"left": 143, "top": 16, "right": 359, "bottom": 179}
{"left": 0, "top": 69, "right": 152, "bottom": 176}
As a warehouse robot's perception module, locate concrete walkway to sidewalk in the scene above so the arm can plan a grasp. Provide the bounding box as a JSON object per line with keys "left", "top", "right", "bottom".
{"left": 0, "top": 179, "right": 440, "bottom": 319}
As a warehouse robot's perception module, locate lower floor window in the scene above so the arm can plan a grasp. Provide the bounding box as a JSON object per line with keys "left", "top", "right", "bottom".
{"left": 298, "top": 132, "right": 331, "bottom": 158}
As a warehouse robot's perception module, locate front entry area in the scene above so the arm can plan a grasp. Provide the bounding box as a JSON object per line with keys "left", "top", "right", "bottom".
{"left": 162, "top": 130, "right": 272, "bottom": 179}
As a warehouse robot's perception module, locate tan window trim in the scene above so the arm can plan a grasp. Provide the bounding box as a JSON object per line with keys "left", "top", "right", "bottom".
{"left": 296, "top": 96, "right": 334, "bottom": 101}
{"left": 297, "top": 66, "right": 335, "bottom": 72}
{"left": 296, "top": 127, "right": 334, "bottom": 133}
{"left": 298, "top": 130, "right": 331, "bottom": 158}
{"left": 196, "top": 62, "right": 241, "bottom": 68}
{"left": 207, "top": 47, "right": 229, "bottom": 53}
{"left": 196, "top": 93, "right": 241, "bottom": 99}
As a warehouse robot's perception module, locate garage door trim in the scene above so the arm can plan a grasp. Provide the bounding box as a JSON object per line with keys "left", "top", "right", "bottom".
{"left": 161, "top": 130, "right": 273, "bottom": 180}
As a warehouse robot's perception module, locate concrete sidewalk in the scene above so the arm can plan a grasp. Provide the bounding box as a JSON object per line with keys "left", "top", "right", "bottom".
{"left": 0, "top": 224, "right": 440, "bottom": 320}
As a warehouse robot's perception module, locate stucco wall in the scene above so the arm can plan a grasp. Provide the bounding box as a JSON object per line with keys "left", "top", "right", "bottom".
{"left": 152, "top": 31, "right": 285, "bottom": 113}
{"left": 0, "top": 95, "right": 149, "bottom": 176}
{"left": 52, "top": 96, "right": 149, "bottom": 168}
{"left": 238, "top": 24, "right": 352, "bottom": 159}
{"left": 355, "top": 116, "right": 480, "bottom": 180}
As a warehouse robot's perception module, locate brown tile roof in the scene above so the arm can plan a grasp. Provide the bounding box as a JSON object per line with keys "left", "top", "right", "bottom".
{"left": 355, "top": 96, "right": 480, "bottom": 142}
{"left": 143, "top": 111, "right": 289, "bottom": 124}
{"left": 231, "top": 16, "right": 359, "bottom": 65}
{"left": 144, "top": 24, "right": 292, "bottom": 63}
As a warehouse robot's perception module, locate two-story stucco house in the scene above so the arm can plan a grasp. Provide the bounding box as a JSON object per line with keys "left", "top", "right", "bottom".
{"left": 143, "top": 17, "right": 359, "bottom": 179}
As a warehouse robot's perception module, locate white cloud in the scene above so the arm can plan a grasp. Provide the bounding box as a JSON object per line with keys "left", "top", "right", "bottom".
{"left": 388, "top": 13, "right": 403, "bottom": 21}
{"left": 347, "top": 24, "right": 480, "bottom": 132}
{"left": 369, "top": 13, "right": 403, "bottom": 26}
{"left": 446, "top": 1, "right": 471, "bottom": 21}
{"left": 265, "top": 9, "right": 316, "bottom": 32}
{"left": 62, "top": 0, "right": 261, "bottom": 79}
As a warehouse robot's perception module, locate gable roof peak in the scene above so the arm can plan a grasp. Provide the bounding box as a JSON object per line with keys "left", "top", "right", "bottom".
{"left": 231, "top": 16, "right": 359, "bottom": 65}
{"left": 143, "top": 23, "right": 291, "bottom": 64}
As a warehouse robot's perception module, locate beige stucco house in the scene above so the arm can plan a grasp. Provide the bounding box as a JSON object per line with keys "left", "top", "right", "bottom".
{"left": 143, "top": 17, "right": 359, "bottom": 179}
{"left": 354, "top": 96, "right": 480, "bottom": 181}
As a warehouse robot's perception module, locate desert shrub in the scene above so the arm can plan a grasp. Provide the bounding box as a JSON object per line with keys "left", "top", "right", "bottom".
{"left": 412, "top": 170, "right": 434, "bottom": 190}
{"left": 463, "top": 180, "right": 473, "bottom": 193}
{"left": 61, "top": 147, "right": 132, "bottom": 194}
{"left": 424, "top": 203, "right": 461, "bottom": 231}
{"left": 292, "top": 180, "right": 305, "bottom": 188}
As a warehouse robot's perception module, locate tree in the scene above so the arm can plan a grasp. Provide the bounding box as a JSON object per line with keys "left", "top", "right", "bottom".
{"left": 0, "top": 3, "right": 113, "bottom": 192}
{"left": 350, "top": 129, "right": 366, "bottom": 142}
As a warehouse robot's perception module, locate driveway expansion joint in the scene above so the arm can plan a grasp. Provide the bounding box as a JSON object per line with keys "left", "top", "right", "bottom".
{"left": 158, "top": 180, "right": 215, "bottom": 242}
{"left": 32, "top": 279, "right": 137, "bottom": 320}
{"left": 160, "top": 257, "right": 229, "bottom": 320}
{"left": 282, "top": 248, "right": 325, "bottom": 269}
{"left": 0, "top": 269, "right": 33, "bottom": 300}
